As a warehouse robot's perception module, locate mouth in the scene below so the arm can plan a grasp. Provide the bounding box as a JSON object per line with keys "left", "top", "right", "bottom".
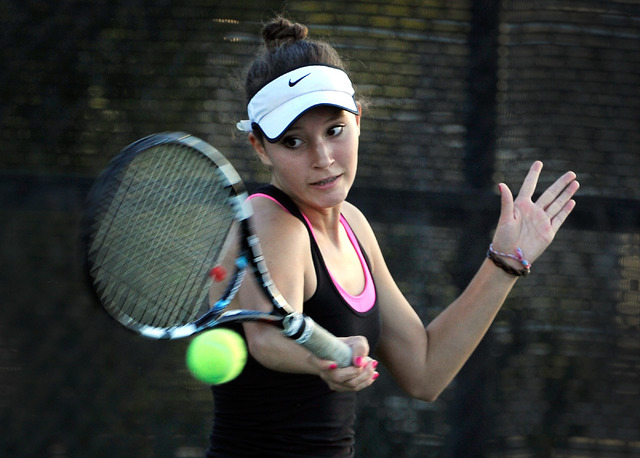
{"left": 311, "top": 175, "right": 340, "bottom": 186}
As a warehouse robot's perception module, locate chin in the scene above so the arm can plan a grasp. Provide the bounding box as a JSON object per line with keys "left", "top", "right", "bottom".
{"left": 318, "top": 184, "right": 352, "bottom": 206}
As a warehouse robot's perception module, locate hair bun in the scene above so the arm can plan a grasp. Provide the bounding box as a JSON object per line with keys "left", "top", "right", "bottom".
{"left": 262, "top": 17, "right": 308, "bottom": 51}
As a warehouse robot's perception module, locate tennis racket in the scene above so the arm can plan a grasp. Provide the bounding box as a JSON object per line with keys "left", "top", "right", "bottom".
{"left": 83, "top": 131, "right": 353, "bottom": 367}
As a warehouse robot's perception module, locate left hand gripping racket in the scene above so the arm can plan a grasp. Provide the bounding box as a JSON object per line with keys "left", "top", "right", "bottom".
{"left": 83, "top": 132, "right": 353, "bottom": 367}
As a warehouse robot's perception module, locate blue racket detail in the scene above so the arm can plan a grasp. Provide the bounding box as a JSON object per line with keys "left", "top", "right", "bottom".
{"left": 83, "top": 132, "right": 353, "bottom": 367}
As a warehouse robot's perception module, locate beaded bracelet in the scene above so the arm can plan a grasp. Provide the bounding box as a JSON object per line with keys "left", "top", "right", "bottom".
{"left": 487, "top": 244, "right": 531, "bottom": 277}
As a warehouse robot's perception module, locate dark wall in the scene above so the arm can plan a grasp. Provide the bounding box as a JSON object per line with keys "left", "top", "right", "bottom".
{"left": 1, "top": 1, "right": 639, "bottom": 456}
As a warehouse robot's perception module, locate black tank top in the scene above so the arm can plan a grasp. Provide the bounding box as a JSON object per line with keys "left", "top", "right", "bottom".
{"left": 207, "top": 185, "right": 381, "bottom": 457}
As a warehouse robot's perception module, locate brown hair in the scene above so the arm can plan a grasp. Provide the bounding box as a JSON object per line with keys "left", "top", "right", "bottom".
{"left": 244, "top": 16, "right": 348, "bottom": 104}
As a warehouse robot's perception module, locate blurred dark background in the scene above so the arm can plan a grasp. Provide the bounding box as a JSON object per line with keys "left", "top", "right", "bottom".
{"left": 1, "top": 0, "right": 639, "bottom": 456}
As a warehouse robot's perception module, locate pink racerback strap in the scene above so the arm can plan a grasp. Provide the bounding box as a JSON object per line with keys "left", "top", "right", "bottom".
{"left": 248, "top": 194, "right": 376, "bottom": 313}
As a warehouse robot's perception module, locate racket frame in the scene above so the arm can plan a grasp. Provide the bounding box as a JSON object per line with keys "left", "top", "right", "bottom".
{"left": 84, "top": 132, "right": 353, "bottom": 366}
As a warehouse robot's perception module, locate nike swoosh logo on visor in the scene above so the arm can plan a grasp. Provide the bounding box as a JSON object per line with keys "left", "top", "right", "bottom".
{"left": 289, "top": 73, "right": 311, "bottom": 87}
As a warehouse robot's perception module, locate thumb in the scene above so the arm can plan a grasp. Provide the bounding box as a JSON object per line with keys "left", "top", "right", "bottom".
{"left": 497, "top": 183, "right": 515, "bottom": 226}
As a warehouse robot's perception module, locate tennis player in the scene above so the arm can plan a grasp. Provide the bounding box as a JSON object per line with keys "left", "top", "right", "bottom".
{"left": 206, "top": 16, "right": 579, "bottom": 457}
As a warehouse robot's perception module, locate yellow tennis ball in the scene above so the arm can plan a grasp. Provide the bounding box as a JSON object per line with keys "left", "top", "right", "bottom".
{"left": 185, "top": 329, "right": 247, "bottom": 385}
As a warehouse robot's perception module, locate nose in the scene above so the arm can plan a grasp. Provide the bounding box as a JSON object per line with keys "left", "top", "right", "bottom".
{"left": 312, "top": 139, "right": 334, "bottom": 169}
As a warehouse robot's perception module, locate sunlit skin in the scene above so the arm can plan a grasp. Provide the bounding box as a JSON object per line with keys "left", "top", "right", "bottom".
{"left": 249, "top": 105, "right": 361, "bottom": 222}
{"left": 240, "top": 105, "right": 380, "bottom": 391}
{"left": 230, "top": 103, "right": 580, "bottom": 397}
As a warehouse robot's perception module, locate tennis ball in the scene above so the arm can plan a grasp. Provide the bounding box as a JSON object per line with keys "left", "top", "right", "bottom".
{"left": 186, "top": 329, "right": 247, "bottom": 385}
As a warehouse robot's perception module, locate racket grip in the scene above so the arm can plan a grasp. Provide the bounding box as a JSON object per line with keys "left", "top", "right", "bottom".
{"left": 282, "top": 313, "right": 353, "bottom": 368}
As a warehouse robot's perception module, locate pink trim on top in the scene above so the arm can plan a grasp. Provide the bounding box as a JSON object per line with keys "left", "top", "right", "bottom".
{"left": 248, "top": 193, "right": 376, "bottom": 313}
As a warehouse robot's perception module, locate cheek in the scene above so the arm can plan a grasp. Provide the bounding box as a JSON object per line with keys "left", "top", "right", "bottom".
{"left": 258, "top": 154, "right": 272, "bottom": 167}
{"left": 271, "top": 155, "right": 305, "bottom": 181}
{"left": 341, "top": 138, "right": 359, "bottom": 169}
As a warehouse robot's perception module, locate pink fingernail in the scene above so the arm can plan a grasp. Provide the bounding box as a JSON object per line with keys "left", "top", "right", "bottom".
{"left": 371, "top": 360, "right": 378, "bottom": 369}
{"left": 329, "top": 363, "right": 338, "bottom": 370}
{"left": 354, "top": 357, "right": 364, "bottom": 367}
{"left": 372, "top": 372, "right": 379, "bottom": 381}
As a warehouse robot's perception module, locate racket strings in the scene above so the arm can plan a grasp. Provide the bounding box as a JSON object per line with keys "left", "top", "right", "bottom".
{"left": 89, "top": 143, "right": 235, "bottom": 329}
{"left": 151, "top": 150, "right": 234, "bottom": 325}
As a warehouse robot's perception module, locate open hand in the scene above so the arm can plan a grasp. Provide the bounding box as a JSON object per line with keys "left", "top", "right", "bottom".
{"left": 492, "top": 161, "right": 579, "bottom": 266}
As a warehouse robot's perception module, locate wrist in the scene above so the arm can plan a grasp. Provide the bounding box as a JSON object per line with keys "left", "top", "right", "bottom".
{"left": 487, "top": 244, "right": 531, "bottom": 277}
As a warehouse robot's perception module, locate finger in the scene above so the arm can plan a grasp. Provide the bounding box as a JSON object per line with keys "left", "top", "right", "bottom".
{"left": 327, "top": 373, "right": 376, "bottom": 392}
{"left": 340, "top": 362, "right": 379, "bottom": 391}
{"left": 355, "top": 360, "right": 380, "bottom": 388}
{"left": 354, "top": 355, "right": 371, "bottom": 368}
{"left": 497, "top": 182, "right": 515, "bottom": 226}
{"left": 551, "top": 198, "right": 577, "bottom": 232}
{"left": 517, "top": 161, "right": 543, "bottom": 201}
{"left": 328, "top": 357, "right": 376, "bottom": 380}
{"left": 536, "top": 170, "right": 578, "bottom": 210}
{"left": 543, "top": 179, "right": 580, "bottom": 220}
{"left": 351, "top": 371, "right": 379, "bottom": 391}
{"left": 333, "top": 358, "right": 376, "bottom": 379}
{"left": 321, "top": 366, "right": 365, "bottom": 391}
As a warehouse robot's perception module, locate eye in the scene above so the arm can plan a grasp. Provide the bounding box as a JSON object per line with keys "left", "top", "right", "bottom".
{"left": 327, "top": 124, "right": 344, "bottom": 137}
{"left": 281, "top": 136, "right": 303, "bottom": 149}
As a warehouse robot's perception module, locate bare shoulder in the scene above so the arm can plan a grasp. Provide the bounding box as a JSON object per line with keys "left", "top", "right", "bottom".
{"left": 249, "top": 195, "right": 309, "bottom": 244}
{"left": 248, "top": 194, "right": 314, "bottom": 308}
{"left": 340, "top": 201, "right": 379, "bottom": 255}
{"left": 340, "top": 200, "right": 369, "bottom": 228}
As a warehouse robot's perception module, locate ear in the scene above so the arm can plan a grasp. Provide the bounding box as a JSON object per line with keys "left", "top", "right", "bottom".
{"left": 355, "top": 102, "right": 362, "bottom": 134}
{"left": 249, "top": 133, "right": 272, "bottom": 166}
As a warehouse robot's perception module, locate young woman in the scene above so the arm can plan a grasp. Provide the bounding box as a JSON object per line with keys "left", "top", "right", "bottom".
{"left": 207, "top": 17, "right": 579, "bottom": 457}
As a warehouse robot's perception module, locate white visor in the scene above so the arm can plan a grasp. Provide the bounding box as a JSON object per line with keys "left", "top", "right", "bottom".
{"left": 236, "top": 65, "right": 358, "bottom": 142}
